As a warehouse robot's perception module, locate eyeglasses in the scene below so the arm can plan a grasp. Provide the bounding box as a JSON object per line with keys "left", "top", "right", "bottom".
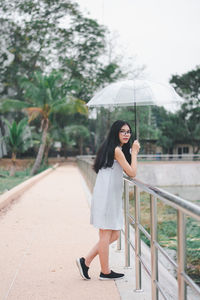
{"left": 119, "top": 130, "right": 131, "bottom": 136}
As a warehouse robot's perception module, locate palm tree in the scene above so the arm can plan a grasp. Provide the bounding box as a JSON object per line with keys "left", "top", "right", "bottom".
{"left": 1, "top": 71, "right": 88, "bottom": 175}
{"left": 65, "top": 125, "right": 90, "bottom": 155}
{"left": 2, "top": 118, "right": 32, "bottom": 176}
{"left": 0, "top": 104, "right": 7, "bottom": 158}
{"left": 50, "top": 126, "right": 75, "bottom": 158}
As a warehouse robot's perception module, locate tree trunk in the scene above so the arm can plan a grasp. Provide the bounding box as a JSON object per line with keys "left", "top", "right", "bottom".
{"left": 44, "top": 143, "right": 50, "bottom": 165}
{"left": 10, "top": 152, "right": 16, "bottom": 176}
{"left": 31, "top": 120, "right": 49, "bottom": 175}
{"left": 62, "top": 144, "right": 68, "bottom": 158}
{"left": 148, "top": 106, "right": 151, "bottom": 139}
{"left": 136, "top": 109, "right": 140, "bottom": 140}
{"left": 79, "top": 137, "right": 83, "bottom": 155}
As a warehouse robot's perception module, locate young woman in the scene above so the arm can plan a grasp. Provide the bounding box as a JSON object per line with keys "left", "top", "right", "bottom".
{"left": 76, "top": 120, "right": 140, "bottom": 280}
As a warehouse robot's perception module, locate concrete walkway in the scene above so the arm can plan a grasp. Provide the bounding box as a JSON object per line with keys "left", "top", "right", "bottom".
{"left": 0, "top": 164, "right": 120, "bottom": 300}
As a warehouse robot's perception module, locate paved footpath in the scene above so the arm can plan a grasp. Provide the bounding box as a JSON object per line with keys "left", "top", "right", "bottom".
{"left": 0, "top": 164, "right": 120, "bottom": 300}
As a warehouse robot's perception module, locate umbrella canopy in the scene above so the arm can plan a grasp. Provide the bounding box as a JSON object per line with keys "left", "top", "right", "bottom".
{"left": 87, "top": 79, "right": 184, "bottom": 139}
{"left": 87, "top": 79, "right": 183, "bottom": 107}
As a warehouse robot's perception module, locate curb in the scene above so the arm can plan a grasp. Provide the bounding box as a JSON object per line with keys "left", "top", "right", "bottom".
{"left": 0, "top": 163, "right": 59, "bottom": 211}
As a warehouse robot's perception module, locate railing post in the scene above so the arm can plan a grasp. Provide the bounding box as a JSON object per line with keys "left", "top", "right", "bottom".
{"left": 150, "top": 195, "right": 158, "bottom": 300}
{"left": 124, "top": 180, "right": 130, "bottom": 267}
{"left": 134, "top": 185, "right": 143, "bottom": 292}
{"left": 177, "top": 210, "right": 186, "bottom": 300}
{"left": 117, "top": 230, "right": 121, "bottom": 251}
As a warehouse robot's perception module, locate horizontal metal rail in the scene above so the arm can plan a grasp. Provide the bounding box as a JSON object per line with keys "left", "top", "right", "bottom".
{"left": 154, "top": 241, "right": 178, "bottom": 269}
{"left": 137, "top": 154, "right": 200, "bottom": 161}
{"left": 78, "top": 153, "right": 200, "bottom": 161}
{"left": 77, "top": 156, "right": 200, "bottom": 299}
{"left": 126, "top": 176, "right": 200, "bottom": 221}
{"left": 138, "top": 223, "right": 151, "bottom": 240}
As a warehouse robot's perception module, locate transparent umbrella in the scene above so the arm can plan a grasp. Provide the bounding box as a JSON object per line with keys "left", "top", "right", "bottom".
{"left": 87, "top": 79, "right": 184, "bottom": 139}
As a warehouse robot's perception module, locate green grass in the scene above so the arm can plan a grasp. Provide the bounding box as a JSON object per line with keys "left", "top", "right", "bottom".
{"left": 0, "top": 174, "right": 30, "bottom": 194}
{"left": 0, "top": 164, "right": 51, "bottom": 195}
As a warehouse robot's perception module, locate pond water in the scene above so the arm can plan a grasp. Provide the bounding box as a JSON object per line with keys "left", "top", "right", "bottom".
{"left": 159, "top": 186, "right": 200, "bottom": 206}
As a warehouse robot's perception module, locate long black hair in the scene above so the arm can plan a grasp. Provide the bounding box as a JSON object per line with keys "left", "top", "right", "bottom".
{"left": 93, "top": 120, "right": 132, "bottom": 173}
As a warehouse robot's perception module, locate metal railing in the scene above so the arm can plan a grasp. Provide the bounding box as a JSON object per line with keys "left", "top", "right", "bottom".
{"left": 136, "top": 154, "right": 200, "bottom": 161}
{"left": 77, "top": 156, "right": 200, "bottom": 300}
{"left": 79, "top": 154, "right": 200, "bottom": 161}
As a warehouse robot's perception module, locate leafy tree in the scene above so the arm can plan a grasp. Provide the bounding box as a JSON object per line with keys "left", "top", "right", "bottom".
{"left": 157, "top": 112, "right": 188, "bottom": 153}
{"left": 2, "top": 71, "right": 88, "bottom": 174}
{"left": 43, "top": 132, "right": 54, "bottom": 165}
{"left": 170, "top": 66, "right": 200, "bottom": 153}
{"left": 65, "top": 125, "right": 90, "bottom": 155}
{"left": 0, "top": 0, "right": 124, "bottom": 102}
{"left": 170, "top": 66, "right": 200, "bottom": 103}
{"left": 47, "top": 125, "right": 75, "bottom": 158}
{"left": 2, "top": 118, "right": 32, "bottom": 175}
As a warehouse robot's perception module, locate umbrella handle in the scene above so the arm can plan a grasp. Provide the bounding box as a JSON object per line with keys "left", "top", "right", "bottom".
{"left": 134, "top": 102, "right": 137, "bottom": 140}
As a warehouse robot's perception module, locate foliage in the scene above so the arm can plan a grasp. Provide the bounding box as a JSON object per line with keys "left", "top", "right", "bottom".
{"left": 50, "top": 126, "right": 75, "bottom": 157}
{"left": 2, "top": 118, "right": 32, "bottom": 155}
{"left": 0, "top": 0, "right": 127, "bottom": 159}
{"left": 1, "top": 117, "right": 32, "bottom": 175}
{"left": 154, "top": 109, "right": 189, "bottom": 153}
{"left": 0, "top": 164, "right": 50, "bottom": 194}
{"left": 0, "top": 0, "right": 145, "bottom": 159}
{"left": 170, "top": 66, "right": 200, "bottom": 103}
{"left": 1, "top": 71, "right": 88, "bottom": 173}
{"left": 170, "top": 66, "right": 200, "bottom": 153}
{"left": 0, "top": 0, "right": 124, "bottom": 102}
{"left": 65, "top": 124, "right": 90, "bottom": 155}
{"left": 0, "top": 168, "right": 30, "bottom": 194}
{"left": 18, "top": 70, "right": 88, "bottom": 122}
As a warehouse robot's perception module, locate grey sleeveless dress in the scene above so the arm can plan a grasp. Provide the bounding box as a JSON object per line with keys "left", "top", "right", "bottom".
{"left": 90, "top": 159, "right": 123, "bottom": 230}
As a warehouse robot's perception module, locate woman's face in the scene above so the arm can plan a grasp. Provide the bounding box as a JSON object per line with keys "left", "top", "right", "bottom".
{"left": 118, "top": 124, "right": 131, "bottom": 146}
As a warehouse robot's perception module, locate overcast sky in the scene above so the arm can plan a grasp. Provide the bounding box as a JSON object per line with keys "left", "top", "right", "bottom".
{"left": 76, "top": 0, "right": 200, "bottom": 83}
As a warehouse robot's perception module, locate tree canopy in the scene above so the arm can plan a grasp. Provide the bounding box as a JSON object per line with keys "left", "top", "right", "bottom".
{"left": 0, "top": 0, "right": 129, "bottom": 162}
{"left": 0, "top": 0, "right": 124, "bottom": 101}
{"left": 170, "top": 66, "right": 200, "bottom": 153}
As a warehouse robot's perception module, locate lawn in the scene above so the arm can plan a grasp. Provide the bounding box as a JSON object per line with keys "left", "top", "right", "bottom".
{"left": 0, "top": 168, "right": 31, "bottom": 194}
{"left": 0, "top": 164, "right": 51, "bottom": 195}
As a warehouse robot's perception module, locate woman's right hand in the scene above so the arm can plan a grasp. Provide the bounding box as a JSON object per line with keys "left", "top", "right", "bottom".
{"left": 131, "top": 140, "right": 140, "bottom": 154}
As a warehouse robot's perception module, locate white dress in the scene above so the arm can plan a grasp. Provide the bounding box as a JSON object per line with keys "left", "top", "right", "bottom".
{"left": 90, "top": 159, "right": 123, "bottom": 230}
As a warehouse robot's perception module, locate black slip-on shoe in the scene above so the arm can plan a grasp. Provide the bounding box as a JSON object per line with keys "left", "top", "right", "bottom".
{"left": 99, "top": 270, "right": 124, "bottom": 280}
{"left": 76, "top": 257, "right": 91, "bottom": 280}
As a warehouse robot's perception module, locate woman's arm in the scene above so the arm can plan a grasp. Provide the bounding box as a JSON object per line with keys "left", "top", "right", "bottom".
{"left": 114, "top": 141, "right": 140, "bottom": 177}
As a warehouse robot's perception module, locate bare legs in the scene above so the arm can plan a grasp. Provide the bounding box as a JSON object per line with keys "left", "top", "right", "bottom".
{"left": 85, "top": 229, "right": 120, "bottom": 274}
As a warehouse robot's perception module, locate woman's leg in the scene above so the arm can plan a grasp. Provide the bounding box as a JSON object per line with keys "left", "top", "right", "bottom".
{"left": 98, "top": 229, "right": 112, "bottom": 274}
{"left": 85, "top": 230, "right": 120, "bottom": 268}
{"left": 110, "top": 230, "right": 120, "bottom": 243}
